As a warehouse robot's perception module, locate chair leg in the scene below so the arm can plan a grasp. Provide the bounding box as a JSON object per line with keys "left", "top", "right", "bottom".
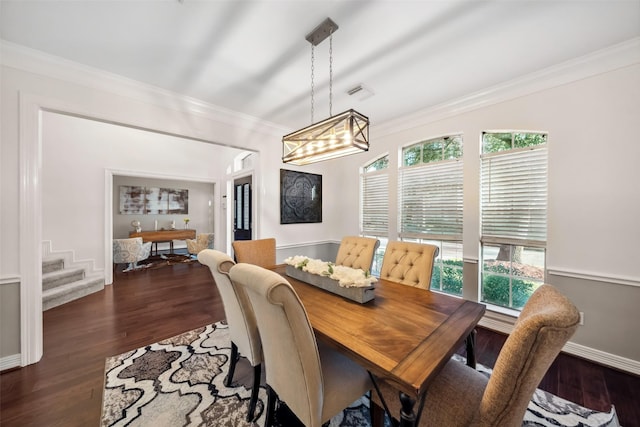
{"left": 265, "top": 385, "right": 277, "bottom": 427}
{"left": 225, "top": 342, "right": 239, "bottom": 387}
{"left": 246, "top": 363, "right": 261, "bottom": 422}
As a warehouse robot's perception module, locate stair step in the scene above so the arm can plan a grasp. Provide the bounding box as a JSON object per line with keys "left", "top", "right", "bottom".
{"left": 43, "top": 267, "right": 85, "bottom": 291}
{"left": 43, "top": 276, "right": 105, "bottom": 311}
{"left": 42, "top": 257, "right": 65, "bottom": 274}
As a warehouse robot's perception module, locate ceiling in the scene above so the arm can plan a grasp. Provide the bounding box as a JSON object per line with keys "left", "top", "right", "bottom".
{"left": 1, "top": 1, "right": 639, "bottom": 131}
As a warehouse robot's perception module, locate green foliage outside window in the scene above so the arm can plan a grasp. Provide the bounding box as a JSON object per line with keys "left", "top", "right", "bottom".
{"left": 430, "top": 259, "right": 463, "bottom": 296}
{"left": 483, "top": 132, "right": 546, "bottom": 153}
{"left": 404, "top": 135, "right": 463, "bottom": 166}
{"left": 364, "top": 155, "right": 389, "bottom": 172}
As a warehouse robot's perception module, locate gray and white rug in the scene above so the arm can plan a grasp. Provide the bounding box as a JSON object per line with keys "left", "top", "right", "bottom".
{"left": 101, "top": 322, "right": 619, "bottom": 427}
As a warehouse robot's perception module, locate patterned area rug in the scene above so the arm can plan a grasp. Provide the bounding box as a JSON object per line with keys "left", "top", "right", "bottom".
{"left": 101, "top": 323, "right": 620, "bottom": 427}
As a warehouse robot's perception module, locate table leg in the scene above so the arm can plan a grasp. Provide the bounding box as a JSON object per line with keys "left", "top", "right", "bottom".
{"left": 399, "top": 392, "right": 416, "bottom": 427}
{"left": 465, "top": 328, "right": 477, "bottom": 369}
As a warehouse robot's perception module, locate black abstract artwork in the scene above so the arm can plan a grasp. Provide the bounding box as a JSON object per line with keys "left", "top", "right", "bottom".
{"left": 280, "top": 169, "right": 322, "bottom": 224}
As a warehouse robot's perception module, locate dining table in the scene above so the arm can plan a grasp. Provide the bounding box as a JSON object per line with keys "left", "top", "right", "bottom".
{"left": 272, "top": 264, "right": 486, "bottom": 427}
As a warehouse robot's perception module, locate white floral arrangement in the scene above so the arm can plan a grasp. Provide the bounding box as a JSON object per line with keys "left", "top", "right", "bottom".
{"left": 284, "top": 256, "right": 377, "bottom": 288}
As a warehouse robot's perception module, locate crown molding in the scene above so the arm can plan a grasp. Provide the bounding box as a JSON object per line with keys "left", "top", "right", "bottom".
{"left": 0, "top": 40, "right": 288, "bottom": 137}
{"left": 374, "top": 37, "right": 640, "bottom": 137}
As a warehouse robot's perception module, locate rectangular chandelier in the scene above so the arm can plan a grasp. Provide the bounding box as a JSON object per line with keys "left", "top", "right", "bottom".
{"left": 282, "top": 109, "right": 369, "bottom": 166}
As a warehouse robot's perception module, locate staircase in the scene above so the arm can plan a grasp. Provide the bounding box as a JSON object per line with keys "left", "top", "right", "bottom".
{"left": 42, "top": 257, "right": 104, "bottom": 311}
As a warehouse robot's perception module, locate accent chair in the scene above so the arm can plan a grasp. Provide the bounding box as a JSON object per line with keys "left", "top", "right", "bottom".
{"left": 232, "top": 238, "right": 276, "bottom": 268}
{"left": 335, "top": 236, "right": 380, "bottom": 273}
{"left": 371, "top": 284, "right": 580, "bottom": 427}
{"left": 197, "top": 249, "right": 262, "bottom": 421}
{"left": 186, "top": 233, "right": 214, "bottom": 257}
{"left": 113, "top": 237, "right": 152, "bottom": 272}
{"left": 379, "top": 241, "right": 439, "bottom": 289}
{"left": 229, "top": 263, "right": 373, "bottom": 427}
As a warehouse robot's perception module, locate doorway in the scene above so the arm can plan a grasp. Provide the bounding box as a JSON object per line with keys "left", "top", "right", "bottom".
{"left": 233, "top": 175, "right": 252, "bottom": 241}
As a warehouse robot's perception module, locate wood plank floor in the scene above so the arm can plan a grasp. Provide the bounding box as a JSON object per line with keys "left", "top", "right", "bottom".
{"left": 1, "top": 262, "right": 638, "bottom": 426}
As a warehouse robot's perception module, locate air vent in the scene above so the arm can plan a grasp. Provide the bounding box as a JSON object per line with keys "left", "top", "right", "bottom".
{"left": 347, "top": 84, "right": 374, "bottom": 101}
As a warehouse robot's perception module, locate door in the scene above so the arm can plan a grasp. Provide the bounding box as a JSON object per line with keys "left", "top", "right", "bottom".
{"left": 233, "top": 177, "right": 252, "bottom": 241}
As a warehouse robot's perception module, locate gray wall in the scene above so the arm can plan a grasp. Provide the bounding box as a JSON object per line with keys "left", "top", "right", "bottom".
{"left": 113, "top": 176, "right": 215, "bottom": 247}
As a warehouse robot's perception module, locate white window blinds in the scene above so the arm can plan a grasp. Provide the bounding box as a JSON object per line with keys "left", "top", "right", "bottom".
{"left": 481, "top": 146, "right": 547, "bottom": 246}
{"left": 361, "top": 169, "right": 389, "bottom": 236}
{"left": 399, "top": 160, "right": 463, "bottom": 240}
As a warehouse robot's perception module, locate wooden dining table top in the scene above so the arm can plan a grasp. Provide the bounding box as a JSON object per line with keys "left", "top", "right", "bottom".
{"left": 272, "top": 264, "right": 486, "bottom": 398}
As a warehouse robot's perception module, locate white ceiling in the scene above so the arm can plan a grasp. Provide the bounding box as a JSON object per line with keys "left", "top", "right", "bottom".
{"left": 1, "top": 1, "right": 639, "bottom": 130}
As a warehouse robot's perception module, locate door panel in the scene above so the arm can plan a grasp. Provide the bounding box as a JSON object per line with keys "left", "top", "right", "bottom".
{"left": 234, "top": 182, "right": 252, "bottom": 241}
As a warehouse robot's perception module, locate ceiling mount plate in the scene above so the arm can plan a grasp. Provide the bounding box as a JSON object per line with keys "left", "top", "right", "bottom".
{"left": 305, "top": 18, "right": 339, "bottom": 46}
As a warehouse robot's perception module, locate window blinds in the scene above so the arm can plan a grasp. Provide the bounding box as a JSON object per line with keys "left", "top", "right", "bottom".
{"left": 481, "top": 147, "right": 547, "bottom": 246}
{"left": 399, "top": 160, "right": 463, "bottom": 240}
{"left": 361, "top": 170, "right": 389, "bottom": 236}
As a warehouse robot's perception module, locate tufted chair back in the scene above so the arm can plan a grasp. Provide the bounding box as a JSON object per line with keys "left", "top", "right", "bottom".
{"left": 379, "top": 241, "right": 439, "bottom": 289}
{"left": 335, "top": 236, "right": 380, "bottom": 272}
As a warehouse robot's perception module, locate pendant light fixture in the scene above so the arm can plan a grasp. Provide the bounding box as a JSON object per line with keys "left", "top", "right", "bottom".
{"left": 282, "top": 18, "right": 370, "bottom": 166}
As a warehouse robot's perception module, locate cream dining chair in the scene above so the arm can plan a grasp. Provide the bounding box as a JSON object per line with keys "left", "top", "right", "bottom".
{"left": 379, "top": 241, "right": 439, "bottom": 289}
{"left": 197, "top": 249, "right": 262, "bottom": 422}
{"left": 232, "top": 238, "right": 276, "bottom": 268}
{"left": 229, "top": 263, "right": 373, "bottom": 427}
{"left": 335, "top": 236, "right": 380, "bottom": 273}
{"left": 371, "top": 284, "right": 580, "bottom": 427}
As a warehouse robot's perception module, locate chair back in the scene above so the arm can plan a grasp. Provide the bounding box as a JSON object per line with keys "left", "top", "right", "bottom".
{"left": 188, "top": 233, "right": 214, "bottom": 254}
{"left": 475, "top": 284, "right": 580, "bottom": 427}
{"left": 197, "top": 250, "right": 261, "bottom": 365}
{"left": 229, "top": 263, "right": 323, "bottom": 427}
{"left": 232, "top": 238, "right": 276, "bottom": 268}
{"left": 335, "top": 236, "right": 380, "bottom": 272}
{"left": 197, "top": 233, "right": 214, "bottom": 249}
{"left": 113, "top": 237, "right": 150, "bottom": 263}
{"left": 379, "top": 241, "right": 439, "bottom": 289}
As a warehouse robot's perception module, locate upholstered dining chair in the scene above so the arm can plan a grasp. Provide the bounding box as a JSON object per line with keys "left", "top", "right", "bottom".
{"left": 232, "top": 238, "right": 276, "bottom": 268}
{"left": 371, "top": 284, "right": 580, "bottom": 427}
{"left": 113, "top": 237, "right": 152, "bottom": 272}
{"left": 186, "top": 233, "right": 214, "bottom": 257}
{"left": 379, "top": 241, "right": 439, "bottom": 289}
{"left": 229, "top": 263, "right": 373, "bottom": 427}
{"left": 335, "top": 236, "right": 380, "bottom": 273}
{"left": 197, "top": 249, "right": 262, "bottom": 422}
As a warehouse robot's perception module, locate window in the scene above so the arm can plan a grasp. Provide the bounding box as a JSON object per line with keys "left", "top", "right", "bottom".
{"left": 399, "top": 135, "right": 463, "bottom": 296}
{"left": 361, "top": 155, "right": 389, "bottom": 276}
{"left": 480, "top": 132, "right": 547, "bottom": 309}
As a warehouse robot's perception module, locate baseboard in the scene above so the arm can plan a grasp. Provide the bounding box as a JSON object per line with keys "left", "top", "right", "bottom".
{"left": 0, "top": 353, "right": 21, "bottom": 371}
{"left": 479, "top": 311, "right": 640, "bottom": 376}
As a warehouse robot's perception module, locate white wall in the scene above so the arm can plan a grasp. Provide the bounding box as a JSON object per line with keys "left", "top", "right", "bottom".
{"left": 42, "top": 112, "right": 222, "bottom": 268}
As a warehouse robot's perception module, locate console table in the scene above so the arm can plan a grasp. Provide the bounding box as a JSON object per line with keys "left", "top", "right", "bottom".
{"left": 129, "top": 229, "right": 196, "bottom": 254}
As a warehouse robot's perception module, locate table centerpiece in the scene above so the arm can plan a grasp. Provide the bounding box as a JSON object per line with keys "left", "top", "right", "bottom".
{"left": 283, "top": 256, "right": 377, "bottom": 303}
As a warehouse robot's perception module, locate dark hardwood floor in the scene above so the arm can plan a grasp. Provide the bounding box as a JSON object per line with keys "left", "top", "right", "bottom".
{"left": 1, "top": 262, "right": 638, "bottom": 426}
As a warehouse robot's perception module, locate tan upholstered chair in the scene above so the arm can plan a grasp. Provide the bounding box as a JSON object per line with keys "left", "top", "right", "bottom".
{"left": 379, "top": 241, "right": 439, "bottom": 289}
{"left": 186, "top": 233, "right": 214, "bottom": 256}
{"left": 372, "top": 284, "right": 580, "bottom": 427}
{"left": 232, "top": 238, "right": 276, "bottom": 268}
{"left": 113, "top": 237, "right": 152, "bottom": 272}
{"left": 335, "top": 236, "right": 380, "bottom": 272}
{"left": 197, "top": 250, "right": 262, "bottom": 422}
{"left": 229, "top": 263, "right": 373, "bottom": 427}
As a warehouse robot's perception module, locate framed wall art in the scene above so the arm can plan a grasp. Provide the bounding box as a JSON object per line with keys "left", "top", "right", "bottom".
{"left": 119, "top": 186, "right": 188, "bottom": 215}
{"left": 280, "top": 169, "right": 322, "bottom": 224}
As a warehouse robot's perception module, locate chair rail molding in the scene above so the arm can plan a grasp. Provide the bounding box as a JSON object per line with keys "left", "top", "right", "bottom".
{"left": 479, "top": 310, "right": 640, "bottom": 376}
{"left": 547, "top": 266, "right": 640, "bottom": 288}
